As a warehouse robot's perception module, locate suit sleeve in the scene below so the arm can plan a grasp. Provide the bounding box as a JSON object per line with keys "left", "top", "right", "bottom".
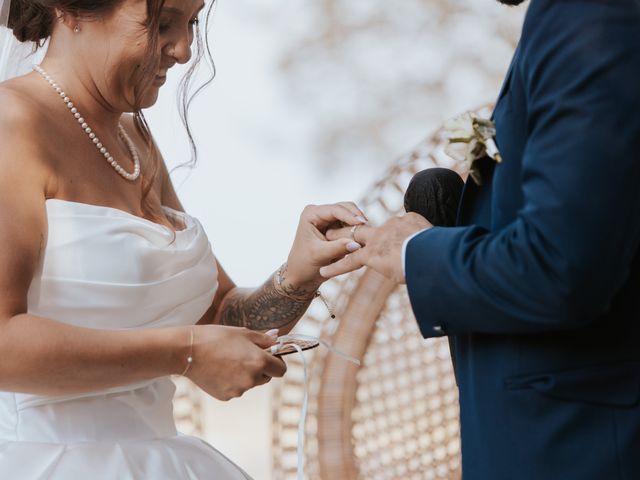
{"left": 406, "top": 0, "right": 640, "bottom": 337}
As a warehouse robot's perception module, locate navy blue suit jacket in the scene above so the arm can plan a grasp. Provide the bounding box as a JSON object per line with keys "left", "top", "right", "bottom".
{"left": 405, "top": 1, "right": 640, "bottom": 478}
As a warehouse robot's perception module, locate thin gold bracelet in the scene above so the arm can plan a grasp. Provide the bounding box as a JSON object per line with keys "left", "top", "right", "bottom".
{"left": 180, "top": 327, "right": 194, "bottom": 377}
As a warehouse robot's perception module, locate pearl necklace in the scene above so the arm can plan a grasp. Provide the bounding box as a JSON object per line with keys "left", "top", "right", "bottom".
{"left": 33, "top": 65, "right": 141, "bottom": 182}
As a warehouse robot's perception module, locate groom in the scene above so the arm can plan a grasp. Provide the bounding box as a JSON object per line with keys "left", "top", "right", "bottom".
{"left": 321, "top": 0, "right": 640, "bottom": 478}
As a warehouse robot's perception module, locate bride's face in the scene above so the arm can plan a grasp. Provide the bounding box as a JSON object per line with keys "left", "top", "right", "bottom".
{"left": 74, "top": 0, "right": 205, "bottom": 110}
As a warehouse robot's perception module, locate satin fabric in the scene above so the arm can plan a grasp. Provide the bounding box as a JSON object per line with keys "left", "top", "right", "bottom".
{"left": 0, "top": 199, "right": 252, "bottom": 479}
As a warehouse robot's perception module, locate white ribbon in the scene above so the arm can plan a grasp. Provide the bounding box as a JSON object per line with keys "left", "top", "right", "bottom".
{"left": 275, "top": 334, "right": 360, "bottom": 480}
{"left": 276, "top": 334, "right": 361, "bottom": 367}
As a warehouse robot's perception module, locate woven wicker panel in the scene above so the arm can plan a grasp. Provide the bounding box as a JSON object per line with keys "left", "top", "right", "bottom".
{"left": 352, "top": 288, "right": 459, "bottom": 480}
{"left": 271, "top": 106, "right": 490, "bottom": 480}
{"left": 173, "top": 376, "right": 205, "bottom": 436}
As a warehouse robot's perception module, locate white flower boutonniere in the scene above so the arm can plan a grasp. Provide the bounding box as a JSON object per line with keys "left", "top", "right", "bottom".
{"left": 443, "top": 112, "right": 502, "bottom": 185}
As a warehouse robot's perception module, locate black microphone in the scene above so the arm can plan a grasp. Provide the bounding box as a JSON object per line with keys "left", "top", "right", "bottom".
{"left": 403, "top": 167, "right": 464, "bottom": 380}
{"left": 403, "top": 168, "right": 464, "bottom": 227}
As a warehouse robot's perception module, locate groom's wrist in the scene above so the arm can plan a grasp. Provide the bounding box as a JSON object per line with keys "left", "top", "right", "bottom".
{"left": 402, "top": 228, "right": 429, "bottom": 278}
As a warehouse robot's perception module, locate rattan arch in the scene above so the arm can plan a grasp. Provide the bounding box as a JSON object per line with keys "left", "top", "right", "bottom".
{"left": 270, "top": 107, "right": 491, "bottom": 480}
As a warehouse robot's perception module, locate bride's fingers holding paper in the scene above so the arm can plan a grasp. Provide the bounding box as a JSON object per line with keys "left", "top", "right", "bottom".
{"left": 187, "top": 326, "right": 286, "bottom": 401}
{"left": 245, "top": 329, "right": 288, "bottom": 378}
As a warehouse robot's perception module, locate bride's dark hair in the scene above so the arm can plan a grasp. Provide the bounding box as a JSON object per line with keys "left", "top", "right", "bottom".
{"left": 7, "top": 0, "right": 215, "bottom": 226}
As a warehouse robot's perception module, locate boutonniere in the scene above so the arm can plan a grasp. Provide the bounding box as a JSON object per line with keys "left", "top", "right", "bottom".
{"left": 443, "top": 112, "right": 502, "bottom": 185}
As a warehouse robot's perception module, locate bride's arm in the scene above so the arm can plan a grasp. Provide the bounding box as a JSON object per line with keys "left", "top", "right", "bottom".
{"left": 205, "top": 202, "right": 367, "bottom": 335}
{"left": 0, "top": 315, "right": 189, "bottom": 396}
{"left": 159, "top": 145, "right": 368, "bottom": 335}
{"left": 212, "top": 264, "right": 317, "bottom": 336}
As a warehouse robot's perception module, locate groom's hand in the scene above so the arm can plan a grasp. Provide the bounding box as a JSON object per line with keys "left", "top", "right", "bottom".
{"left": 320, "top": 213, "right": 432, "bottom": 284}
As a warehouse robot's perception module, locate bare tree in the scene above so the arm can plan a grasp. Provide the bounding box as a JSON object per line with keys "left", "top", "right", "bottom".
{"left": 248, "top": 0, "right": 525, "bottom": 172}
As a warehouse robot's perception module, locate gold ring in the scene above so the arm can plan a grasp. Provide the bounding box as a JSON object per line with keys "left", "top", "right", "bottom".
{"left": 350, "top": 224, "right": 360, "bottom": 243}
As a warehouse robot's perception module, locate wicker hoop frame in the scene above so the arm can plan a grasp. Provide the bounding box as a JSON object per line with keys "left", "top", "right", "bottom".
{"left": 173, "top": 376, "right": 205, "bottom": 436}
{"left": 270, "top": 106, "right": 490, "bottom": 480}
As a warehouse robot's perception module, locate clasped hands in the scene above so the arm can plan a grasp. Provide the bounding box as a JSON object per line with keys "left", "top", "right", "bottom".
{"left": 318, "top": 211, "right": 433, "bottom": 284}
{"left": 286, "top": 202, "right": 432, "bottom": 288}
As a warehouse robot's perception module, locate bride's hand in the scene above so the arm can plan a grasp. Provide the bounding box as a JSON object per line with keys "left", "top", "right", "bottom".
{"left": 186, "top": 325, "right": 285, "bottom": 401}
{"left": 285, "top": 202, "right": 368, "bottom": 288}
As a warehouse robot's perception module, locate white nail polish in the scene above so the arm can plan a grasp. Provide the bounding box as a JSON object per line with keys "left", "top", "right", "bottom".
{"left": 356, "top": 216, "right": 368, "bottom": 224}
{"left": 266, "top": 329, "right": 279, "bottom": 337}
{"left": 346, "top": 241, "right": 362, "bottom": 252}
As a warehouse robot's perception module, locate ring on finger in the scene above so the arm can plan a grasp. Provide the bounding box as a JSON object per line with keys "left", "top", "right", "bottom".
{"left": 350, "top": 224, "right": 360, "bottom": 243}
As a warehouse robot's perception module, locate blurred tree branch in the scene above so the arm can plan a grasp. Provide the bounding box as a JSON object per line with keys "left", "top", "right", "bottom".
{"left": 246, "top": 0, "right": 526, "bottom": 172}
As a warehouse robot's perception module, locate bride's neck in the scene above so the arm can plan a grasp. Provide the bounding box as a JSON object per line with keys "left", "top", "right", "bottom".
{"left": 38, "top": 48, "right": 123, "bottom": 134}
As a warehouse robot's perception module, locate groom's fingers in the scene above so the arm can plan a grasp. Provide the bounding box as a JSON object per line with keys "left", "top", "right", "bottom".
{"left": 326, "top": 224, "right": 374, "bottom": 244}
{"left": 319, "top": 249, "right": 366, "bottom": 278}
{"left": 317, "top": 238, "right": 363, "bottom": 261}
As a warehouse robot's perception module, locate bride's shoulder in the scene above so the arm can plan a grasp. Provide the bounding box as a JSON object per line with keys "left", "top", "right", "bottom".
{"left": 0, "top": 80, "right": 45, "bottom": 139}
{"left": 0, "top": 81, "right": 51, "bottom": 180}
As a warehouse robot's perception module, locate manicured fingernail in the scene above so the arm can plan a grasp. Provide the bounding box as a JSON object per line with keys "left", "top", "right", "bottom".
{"left": 346, "top": 241, "right": 362, "bottom": 252}
{"left": 356, "top": 216, "right": 368, "bottom": 224}
{"left": 319, "top": 267, "right": 329, "bottom": 277}
{"left": 270, "top": 345, "right": 279, "bottom": 354}
{"left": 266, "top": 329, "right": 279, "bottom": 337}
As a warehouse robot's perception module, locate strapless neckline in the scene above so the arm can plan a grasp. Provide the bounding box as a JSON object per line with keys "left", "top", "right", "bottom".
{"left": 45, "top": 198, "right": 190, "bottom": 234}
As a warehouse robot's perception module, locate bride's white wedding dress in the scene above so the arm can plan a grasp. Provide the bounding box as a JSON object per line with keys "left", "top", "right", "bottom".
{"left": 0, "top": 199, "right": 252, "bottom": 479}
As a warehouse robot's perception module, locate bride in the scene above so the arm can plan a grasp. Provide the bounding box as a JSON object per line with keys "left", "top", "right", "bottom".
{"left": 0, "top": 0, "right": 366, "bottom": 478}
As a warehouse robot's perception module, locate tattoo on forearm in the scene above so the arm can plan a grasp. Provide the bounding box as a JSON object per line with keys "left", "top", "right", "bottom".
{"left": 218, "top": 270, "right": 317, "bottom": 330}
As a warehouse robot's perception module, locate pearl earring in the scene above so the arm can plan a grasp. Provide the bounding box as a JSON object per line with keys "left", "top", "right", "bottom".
{"left": 73, "top": 25, "right": 81, "bottom": 33}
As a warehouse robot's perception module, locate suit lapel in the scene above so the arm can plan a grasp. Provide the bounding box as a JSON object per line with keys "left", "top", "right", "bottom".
{"left": 455, "top": 157, "right": 497, "bottom": 226}
{"left": 455, "top": 42, "right": 521, "bottom": 227}
{"left": 495, "top": 41, "right": 520, "bottom": 104}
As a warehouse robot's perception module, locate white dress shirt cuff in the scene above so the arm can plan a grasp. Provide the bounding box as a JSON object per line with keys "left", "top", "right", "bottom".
{"left": 401, "top": 228, "right": 430, "bottom": 278}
